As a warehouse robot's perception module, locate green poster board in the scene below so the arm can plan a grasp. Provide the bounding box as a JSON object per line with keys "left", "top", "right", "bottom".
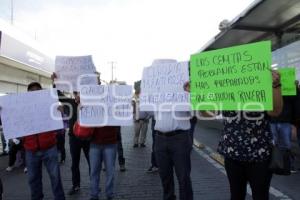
{"left": 190, "top": 41, "right": 272, "bottom": 111}
{"left": 278, "top": 67, "right": 296, "bottom": 96}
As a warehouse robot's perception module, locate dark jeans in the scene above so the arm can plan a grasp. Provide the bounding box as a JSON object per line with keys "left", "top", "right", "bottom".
{"left": 26, "top": 146, "right": 65, "bottom": 200}
{"left": 117, "top": 130, "right": 125, "bottom": 166}
{"left": 151, "top": 119, "right": 157, "bottom": 167}
{"left": 8, "top": 142, "right": 24, "bottom": 167}
{"left": 154, "top": 131, "right": 193, "bottom": 200}
{"left": 224, "top": 158, "right": 272, "bottom": 200}
{"left": 69, "top": 135, "right": 90, "bottom": 188}
{"left": 57, "top": 132, "right": 66, "bottom": 161}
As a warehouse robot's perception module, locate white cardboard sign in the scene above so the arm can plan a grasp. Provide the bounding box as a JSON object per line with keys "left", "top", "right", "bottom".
{"left": 0, "top": 89, "right": 64, "bottom": 139}
{"left": 79, "top": 85, "right": 133, "bottom": 127}
{"left": 140, "top": 61, "right": 190, "bottom": 111}
{"left": 55, "top": 55, "right": 98, "bottom": 92}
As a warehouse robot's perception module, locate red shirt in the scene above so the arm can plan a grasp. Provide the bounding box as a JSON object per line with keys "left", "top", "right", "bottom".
{"left": 92, "top": 127, "right": 118, "bottom": 145}
{"left": 23, "top": 131, "right": 57, "bottom": 152}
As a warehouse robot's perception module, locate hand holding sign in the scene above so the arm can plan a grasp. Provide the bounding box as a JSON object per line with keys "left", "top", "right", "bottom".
{"left": 272, "top": 70, "right": 281, "bottom": 88}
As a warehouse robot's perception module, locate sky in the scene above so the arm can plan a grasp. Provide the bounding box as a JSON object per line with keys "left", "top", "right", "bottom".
{"left": 0, "top": 0, "right": 256, "bottom": 84}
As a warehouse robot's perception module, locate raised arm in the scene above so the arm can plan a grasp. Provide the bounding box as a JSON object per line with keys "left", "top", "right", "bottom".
{"left": 267, "top": 70, "right": 283, "bottom": 117}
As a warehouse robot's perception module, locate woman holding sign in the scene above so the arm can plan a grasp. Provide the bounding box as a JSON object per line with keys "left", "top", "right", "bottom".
{"left": 185, "top": 70, "right": 283, "bottom": 200}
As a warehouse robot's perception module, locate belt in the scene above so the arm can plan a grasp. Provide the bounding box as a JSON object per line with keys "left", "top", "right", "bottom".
{"left": 156, "top": 130, "right": 184, "bottom": 137}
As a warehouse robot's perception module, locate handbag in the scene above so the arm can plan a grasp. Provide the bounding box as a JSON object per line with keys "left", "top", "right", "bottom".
{"left": 269, "top": 145, "right": 291, "bottom": 175}
{"left": 73, "top": 121, "right": 94, "bottom": 141}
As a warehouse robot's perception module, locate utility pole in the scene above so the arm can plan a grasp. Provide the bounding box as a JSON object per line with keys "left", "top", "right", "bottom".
{"left": 10, "top": 0, "right": 14, "bottom": 25}
{"left": 108, "top": 61, "right": 116, "bottom": 81}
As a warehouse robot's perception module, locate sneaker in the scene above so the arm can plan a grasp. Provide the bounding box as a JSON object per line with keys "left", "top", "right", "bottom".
{"left": 24, "top": 167, "right": 28, "bottom": 173}
{"left": 152, "top": 166, "right": 159, "bottom": 172}
{"left": 6, "top": 166, "right": 13, "bottom": 172}
{"left": 147, "top": 166, "right": 159, "bottom": 173}
{"left": 140, "top": 143, "right": 146, "bottom": 148}
{"left": 120, "top": 164, "right": 126, "bottom": 172}
{"left": 133, "top": 144, "right": 138, "bottom": 148}
{"left": 68, "top": 186, "right": 80, "bottom": 195}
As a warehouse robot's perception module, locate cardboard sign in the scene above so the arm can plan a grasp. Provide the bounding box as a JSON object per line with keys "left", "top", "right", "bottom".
{"left": 79, "top": 85, "right": 133, "bottom": 126}
{"left": 190, "top": 41, "right": 273, "bottom": 111}
{"left": 0, "top": 89, "right": 64, "bottom": 139}
{"left": 278, "top": 67, "right": 296, "bottom": 96}
{"left": 55, "top": 55, "right": 98, "bottom": 92}
{"left": 140, "top": 61, "right": 190, "bottom": 111}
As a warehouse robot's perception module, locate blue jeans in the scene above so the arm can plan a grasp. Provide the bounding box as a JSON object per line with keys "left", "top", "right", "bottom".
{"left": 89, "top": 143, "right": 117, "bottom": 199}
{"left": 26, "top": 146, "right": 65, "bottom": 200}
{"left": 270, "top": 123, "right": 292, "bottom": 149}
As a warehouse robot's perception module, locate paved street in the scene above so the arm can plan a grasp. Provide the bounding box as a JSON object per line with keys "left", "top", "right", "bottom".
{"left": 0, "top": 123, "right": 299, "bottom": 200}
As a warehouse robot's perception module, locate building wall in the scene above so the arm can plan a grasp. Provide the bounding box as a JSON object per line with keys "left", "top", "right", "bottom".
{"left": 0, "top": 62, "right": 52, "bottom": 94}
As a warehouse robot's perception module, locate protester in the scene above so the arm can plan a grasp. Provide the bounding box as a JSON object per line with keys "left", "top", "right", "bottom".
{"left": 6, "top": 138, "right": 26, "bottom": 173}
{"left": 270, "top": 96, "right": 293, "bottom": 148}
{"left": 270, "top": 95, "right": 296, "bottom": 172}
{"left": 192, "top": 70, "right": 283, "bottom": 200}
{"left": 0, "top": 118, "right": 8, "bottom": 156}
{"left": 183, "top": 68, "right": 282, "bottom": 200}
{"left": 292, "top": 80, "right": 300, "bottom": 148}
{"left": 74, "top": 123, "right": 118, "bottom": 200}
{"left": 147, "top": 117, "right": 159, "bottom": 173}
{"left": 51, "top": 73, "right": 90, "bottom": 195}
{"left": 153, "top": 59, "right": 193, "bottom": 200}
{"left": 23, "top": 82, "right": 65, "bottom": 200}
{"left": 132, "top": 89, "right": 149, "bottom": 148}
{"left": 116, "top": 126, "right": 126, "bottom": 172}
{"left": 56, "top": 128, "right": 66, "bottom": 164}
{"left": 56, "top": 91, "right": 71, "bottom": 164}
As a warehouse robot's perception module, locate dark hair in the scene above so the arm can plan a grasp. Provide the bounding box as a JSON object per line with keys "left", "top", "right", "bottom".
{"left": 27, "top": 82, "right": 42, "bottom": 91}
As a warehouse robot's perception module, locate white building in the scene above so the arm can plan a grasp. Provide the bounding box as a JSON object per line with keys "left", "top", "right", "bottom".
{"left": 0, "top": 28, "right": 54, "bottom": 94}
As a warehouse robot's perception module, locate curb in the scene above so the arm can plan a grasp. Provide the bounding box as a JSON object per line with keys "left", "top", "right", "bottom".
{"left": 193, "top": 139, "right": 224, "bottom": 166}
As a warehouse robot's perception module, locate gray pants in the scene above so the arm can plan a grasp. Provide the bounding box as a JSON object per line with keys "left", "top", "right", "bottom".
{"left": 134, "top": 119, "right": 149, "bottom": 145}
{"left": 154, "top": 131, "right": 193, "bottom": 200}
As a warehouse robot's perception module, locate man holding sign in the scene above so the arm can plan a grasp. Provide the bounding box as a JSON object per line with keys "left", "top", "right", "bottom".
{"left": 141, "top": 59, "right": 193, "bottom": 200}
{"left": 0, "top": 82, "right": 65, "bottom": 200}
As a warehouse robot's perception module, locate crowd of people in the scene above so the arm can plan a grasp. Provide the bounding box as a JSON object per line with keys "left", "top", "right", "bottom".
{"left": 0, "top": 65, "right": 300, "bottom": 200}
